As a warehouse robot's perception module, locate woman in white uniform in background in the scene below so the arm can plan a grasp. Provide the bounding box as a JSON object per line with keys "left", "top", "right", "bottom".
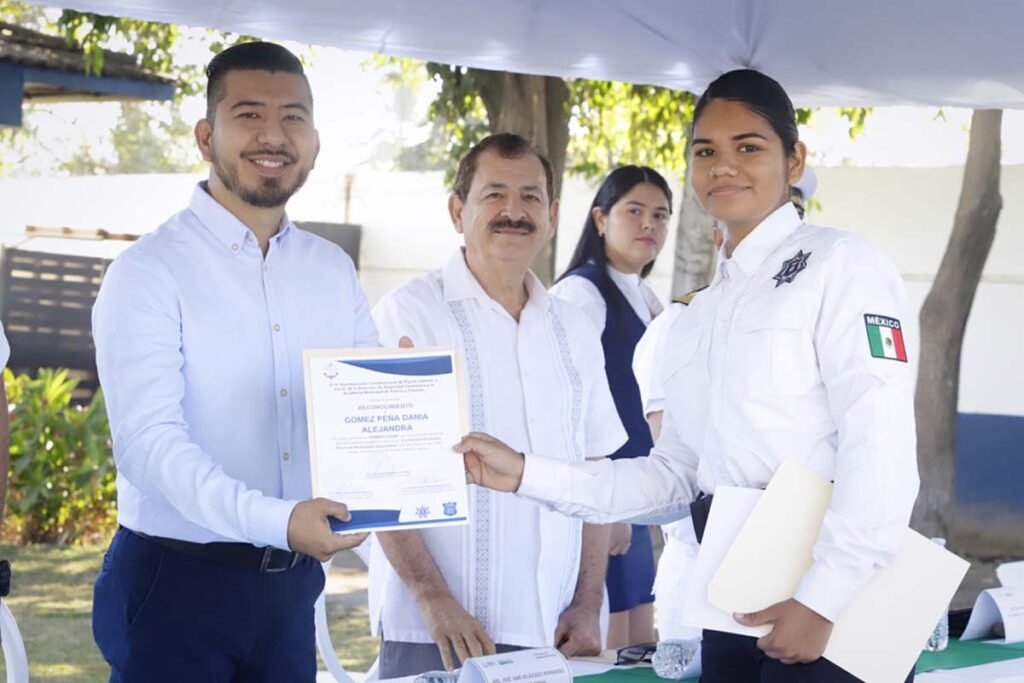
{"left": 458, "top": 69, "right": 918, "bottom": 682}
{"left": 550, "top": 165, "right": 672, "bottom": 648}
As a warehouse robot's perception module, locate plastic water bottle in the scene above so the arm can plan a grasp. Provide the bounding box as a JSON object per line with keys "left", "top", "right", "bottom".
{"left": 414, "top": 670, "right": 460, "bottom": 683}
{"left": 652, "top": 639, "right": 699, "bottom": 679}
{"left": 924, "top": 537, "right": 950, "bottom": 652}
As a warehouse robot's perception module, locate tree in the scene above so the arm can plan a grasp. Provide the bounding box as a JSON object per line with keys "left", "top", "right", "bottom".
{"left": 399, "top": 61, "right": 870, "bottom": 286}
{"left": 0, "top": 2, "right": 199, "bottom": 92}
{"left": 0, "top": 5, "right": 265, "bottom": 175}
{"left": 57, "top": 102, "right": 205, "bottom": 175}
{"left": 912, "top": 110, "right": 1003, "bottom": 539}
{"left": 402, "top": 63, "right": 695, "bottom": 282}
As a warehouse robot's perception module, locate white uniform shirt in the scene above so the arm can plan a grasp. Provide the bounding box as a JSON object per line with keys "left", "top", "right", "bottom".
{"left": 632, "top": 301, "right": 686, "bottom": 417}
{"left": 0, "top": 321, "right": 9, "bottom": 368}
{"left": 520, "top": 203, "right": 919, "bottom": 623}
{"left": 629, "top": 300, "right": 700, "bottom": 639}
{"left": 550, "top": 265, "right": 664, "bottom": 332}
{"left": 369, "top": 249, "right": 626, "bottom": 647}
{"left": 93, "top": 184, "right": 379, "bottom": 550}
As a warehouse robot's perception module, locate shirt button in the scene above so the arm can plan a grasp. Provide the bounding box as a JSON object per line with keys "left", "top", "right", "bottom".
{"left": 280, "top": 388, "right": 288, "bottom": 397}
{"left": 282, "top": 452, "right": 290, "bottom": 461}
{"left": 231, "top": 243, "right": 239, "bottom": 251}
{"left": 245, "top": 232, "right": 253, "bottom": 240}
{"left": 273, "top": 324, "right": 281, "bottom": 332}
{"left": 264, "top": 263, "right": 269, "bottom": 271}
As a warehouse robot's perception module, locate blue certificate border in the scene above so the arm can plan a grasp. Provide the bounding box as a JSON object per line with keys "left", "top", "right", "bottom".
{"left": 329, "top": 509, "right": 468, "bottom": 533}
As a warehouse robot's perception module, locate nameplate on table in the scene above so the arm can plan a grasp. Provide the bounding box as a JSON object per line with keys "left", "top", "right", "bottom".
{"left": 962, "top": 587, "right": 1024, "bottom": 644}
{"left": 459, "top": 648, "right": 571, "bottom": 683}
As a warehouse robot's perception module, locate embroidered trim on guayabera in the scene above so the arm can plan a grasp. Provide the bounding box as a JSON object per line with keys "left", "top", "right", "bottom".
{"left": 448, "top": 300, "right": 492, "bottom": 634}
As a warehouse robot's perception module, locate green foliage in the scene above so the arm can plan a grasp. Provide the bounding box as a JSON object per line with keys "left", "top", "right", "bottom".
{"left": 838, "top": 107, "right": 872, "bottom": 139}
{"left": 57, "top": 102, "right": 205, "bottom": 175}
{"left": 56, "top": 11, "right": 181, "bottom": 79}
{"left": 0, "top": 114, "right": 36, "bottom": 174}
{"left": 568, "top": 81, "right": 694, "bottom": 179}
{"left": 420, "top": 63, "right": 497, "bottom": 183}
{"left": 53, "top": 13, "right": 267, "bottom": 100}
{"left": 380, "top": 58, "right": 867, "bottom": 185}
{"left": 4, "top": 369, "right": 117, "bottom": 544}
{"left": 0, "top": 0, "right": 45, "bottom": 28}
{"left": 1, "top": 4, "right": 267, "bottom": 99}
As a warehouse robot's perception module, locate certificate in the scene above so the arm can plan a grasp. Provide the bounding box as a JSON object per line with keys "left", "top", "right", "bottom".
{"left": 303, "top": 347, "right": 470, "bottom": 533}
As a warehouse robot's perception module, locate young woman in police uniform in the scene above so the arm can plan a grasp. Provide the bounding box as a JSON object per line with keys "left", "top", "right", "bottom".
{"left": 457, "top": 69, "right": 919, "bottom": 682}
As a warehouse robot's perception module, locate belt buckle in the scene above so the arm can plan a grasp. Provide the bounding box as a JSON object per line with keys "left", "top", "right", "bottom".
{"left": 259, "top": 547, "right": 300, "bottom": 573}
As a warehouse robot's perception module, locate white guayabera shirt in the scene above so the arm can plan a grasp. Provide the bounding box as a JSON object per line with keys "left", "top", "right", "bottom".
{"left": 369, "top": 249, "right": 626, "bottom": 647}
{"left": 93, "top": 185, "right": 379, "bottom": 549}
{"left": 519, "top": 202, "right": 920, "bottom": 624}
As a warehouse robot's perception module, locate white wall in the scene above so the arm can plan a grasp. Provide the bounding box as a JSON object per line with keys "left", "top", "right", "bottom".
{"left": 811, "top": 166, "right": 1024, "bottom": 417}
{"left": 1, "top": 165, "right": 1020, "bottom": 415}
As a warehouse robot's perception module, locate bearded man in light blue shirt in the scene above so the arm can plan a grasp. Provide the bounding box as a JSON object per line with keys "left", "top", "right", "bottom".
{"left": 91, "top": 41, "right": 376, "bottom": 682}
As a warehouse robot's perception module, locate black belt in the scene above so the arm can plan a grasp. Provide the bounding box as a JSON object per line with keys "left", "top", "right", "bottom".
{"left": 689, "top": 492, "right": 714, "bottom": 544}
{"left": 129, "top": 528, "right": 304, "bottom": 573}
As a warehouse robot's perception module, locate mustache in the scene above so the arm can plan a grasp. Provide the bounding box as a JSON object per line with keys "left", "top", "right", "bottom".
{"left": 488, "top": 217, "right": 536, "bottom": 233}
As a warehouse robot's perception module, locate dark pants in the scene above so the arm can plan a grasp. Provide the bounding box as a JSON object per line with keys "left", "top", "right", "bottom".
{"left": 700, "top": 630, "right": 915, "bottom": 683}
{"left": 379, "top": 640, "right": 524, "bottom": 678}
{"left": 93, "top": 527, "right": 325, "bottom": 683}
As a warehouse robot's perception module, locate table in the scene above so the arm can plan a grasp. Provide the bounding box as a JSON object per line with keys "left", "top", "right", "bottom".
{"left": 580, "top": 639, "right": 1024, "bottom": 683}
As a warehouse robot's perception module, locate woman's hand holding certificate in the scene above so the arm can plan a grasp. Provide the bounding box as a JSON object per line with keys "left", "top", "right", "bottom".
{"left": 454, "top": 432, "right": 525, "bottom": 493}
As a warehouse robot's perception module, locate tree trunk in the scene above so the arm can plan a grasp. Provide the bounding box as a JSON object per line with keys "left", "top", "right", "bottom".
{"left": 671, "top": 162, "right": 718, "bottom": 298}
{"left": 477, "top": 71, "right": 570, "bottom": 284}
{"left": 912, "top": 109, "right": 1003, "bottom": 539}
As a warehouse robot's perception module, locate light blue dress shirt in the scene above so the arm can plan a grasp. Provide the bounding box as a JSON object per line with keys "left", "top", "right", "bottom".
{"left": 93, "top": 184, "right": 378, "bottom": 550}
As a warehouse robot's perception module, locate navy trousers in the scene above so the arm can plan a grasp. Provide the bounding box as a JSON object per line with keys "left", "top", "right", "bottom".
{"left": 93, "top": 527, "right": 324, "bottom": 683}
{"left": 701, "top": 630, "right": 915, "bottom": 682}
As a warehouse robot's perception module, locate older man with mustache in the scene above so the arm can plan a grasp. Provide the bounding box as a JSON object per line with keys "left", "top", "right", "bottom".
{"left": 368, "top": 133, "right": 626, "bottom": 677}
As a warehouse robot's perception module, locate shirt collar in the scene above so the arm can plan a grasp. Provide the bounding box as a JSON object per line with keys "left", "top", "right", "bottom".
{"left": 607, "top": 264, "right": 643, "bottom": 292}
{"left": 442, "top": 248, "right": 551, "bottom": 313}
{"left": 717, "top": 202, "right": 802, "bottom": 281}
{"left": 188, "top": 182, "right": 294, "bottom": 254}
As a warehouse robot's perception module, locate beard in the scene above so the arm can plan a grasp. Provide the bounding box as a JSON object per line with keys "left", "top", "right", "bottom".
{"left": 210, "top": 146, "right": 311, "bottom": 209}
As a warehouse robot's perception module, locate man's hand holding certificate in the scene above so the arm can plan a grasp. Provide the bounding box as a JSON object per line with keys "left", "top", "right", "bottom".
{"left": 303, "top": 347, "right": 470, "bottom": 533}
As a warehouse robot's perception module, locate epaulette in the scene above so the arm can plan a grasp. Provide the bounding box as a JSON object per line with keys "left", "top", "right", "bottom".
{"left": 673, "top": 285, "right": 708, "bottom": 306}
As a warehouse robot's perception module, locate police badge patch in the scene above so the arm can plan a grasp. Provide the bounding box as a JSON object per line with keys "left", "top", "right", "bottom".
{"left": 773, "top": 250, "right": 812, "bottom": 288}
{"left": 442, "top": 501, "right": 458, "bottom": 517}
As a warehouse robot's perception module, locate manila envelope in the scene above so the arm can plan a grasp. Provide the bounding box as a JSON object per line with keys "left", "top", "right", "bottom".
{"left": 708, "top": 460, "right": 969, "bottom": 683}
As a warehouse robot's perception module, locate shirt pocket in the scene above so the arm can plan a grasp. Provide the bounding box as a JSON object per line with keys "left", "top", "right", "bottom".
{"left": 735, "top": 300, "right": 820, "bottom": 397}
{"left": 664, "top": 322, "right": 704, "bottom": 378}
{"left": 663, "top": 323, "right": 709, "bottom": 427}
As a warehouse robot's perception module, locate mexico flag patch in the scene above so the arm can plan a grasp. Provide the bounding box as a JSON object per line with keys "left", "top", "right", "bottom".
{"left": 864, "top": 314, "right": 908, "bottom": 362}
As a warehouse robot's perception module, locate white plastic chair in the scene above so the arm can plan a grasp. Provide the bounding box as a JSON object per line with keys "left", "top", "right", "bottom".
{"left": 0, "top": 600, "right": 29, "bottom": 683}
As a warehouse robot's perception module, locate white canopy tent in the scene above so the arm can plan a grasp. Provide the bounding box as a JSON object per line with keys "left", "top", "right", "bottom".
{"left": 21, "top": 0, "right": 1024, "bottom": 108}
{"left": 12, "top": 3, "right": 1017, "bottom": 683}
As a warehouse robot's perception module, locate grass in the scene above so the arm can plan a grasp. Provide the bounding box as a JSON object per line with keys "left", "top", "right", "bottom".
{"left": 0, "top": 543, "right": 108, "bottom": 682}
{"left": 0, "top": 542, "right": 379, "bottom": 682}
